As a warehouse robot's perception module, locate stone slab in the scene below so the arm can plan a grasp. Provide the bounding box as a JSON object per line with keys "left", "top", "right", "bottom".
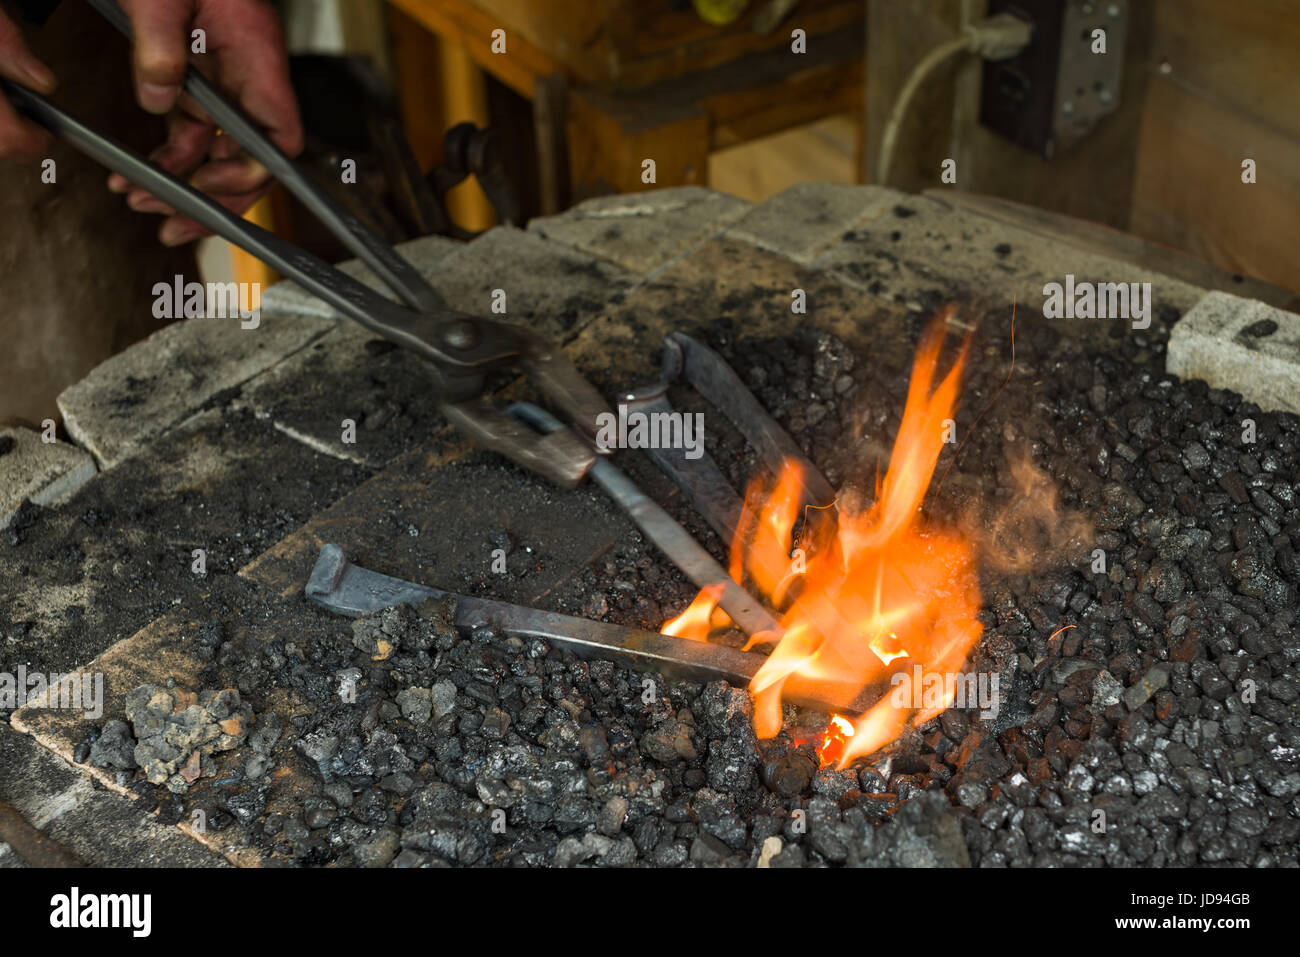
{"left": 57, "top": 311, "right": 334, "bottom": 469}
{"left": 724, "top": 182, "right": 898, "bottom": 264}
{"left": 529, "top": 186, "right": 752, "bottom": 276}
{"left": 432, "top": 226, "right": 636, "bottom": 340}
{"left": 1167, "top": 291, "right": 1300, "bottom": 415}
{"left": 0, "top": 406, "right": 367, "bottom": 676}
{"left": 237, "top": 444, "right": 629, "bottom": 610}
{"left": 0, "top": 723, "right": 226, "bottom": 867}
{"left": 235, "top": 324, "right": 466, "bottom": 468}
{"left": 259, "top": 228, "right": 633, "bottom": 347}
{"left": 810, "top": 191, "right": 1207, "bottom": 346}
{"left": 0, "top": 427, "right": 97, "bottom": 528}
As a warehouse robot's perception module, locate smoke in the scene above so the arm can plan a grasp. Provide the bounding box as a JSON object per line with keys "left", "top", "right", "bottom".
{"left": 971, "top": 449, "right": 1094, "bottom": 573}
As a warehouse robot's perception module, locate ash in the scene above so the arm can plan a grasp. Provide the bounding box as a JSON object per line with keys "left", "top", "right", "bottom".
{"left": 93, "top": 310, "right": 1299, "bottom": 867}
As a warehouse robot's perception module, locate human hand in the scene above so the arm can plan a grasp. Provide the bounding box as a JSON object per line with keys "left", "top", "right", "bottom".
{"left": 106, "top": 0, "right": 303, "bottom": 245}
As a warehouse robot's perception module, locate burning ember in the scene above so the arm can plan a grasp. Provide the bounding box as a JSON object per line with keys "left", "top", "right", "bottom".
{"left": 663, "top": 311, "right": 984, "bottom": 767}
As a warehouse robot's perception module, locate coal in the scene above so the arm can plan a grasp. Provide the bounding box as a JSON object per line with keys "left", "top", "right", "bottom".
{"left": 62, "top": 311, "right": 1300, "bottom": 868}
{"left": 88, "top": 719, "right": 137, "bottom": 770}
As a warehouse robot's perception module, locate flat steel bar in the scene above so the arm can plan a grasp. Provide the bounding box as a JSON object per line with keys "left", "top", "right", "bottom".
{"left": 0, "top": 799, "right": 82, "bottom": 868}
{"left": 305, "top": 544, "right": 882, "bottom": 715}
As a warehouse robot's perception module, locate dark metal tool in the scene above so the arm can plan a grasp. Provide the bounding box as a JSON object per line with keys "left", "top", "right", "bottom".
{"left": 429, "top": 122, "right": 522, "bottom": 230}
{"left": 2, "top": 0, "right": 607, "bottom": 488}
{"left": 0, "top": 798, "right": 83, "bottom": 868}
{"left": 508, "top": 402, "right": 781, "bottom": 639}
{"left": 306, "top": 544, "right": 881, "bottom": 715}
{"left": 624, "top": 332, "right": 837, "bottom": 540}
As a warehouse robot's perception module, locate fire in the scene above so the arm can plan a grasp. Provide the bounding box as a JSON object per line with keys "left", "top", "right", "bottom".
{"left": 818, "top": 715, "right": 855, "bottom": 766}
{"left": 661, "top": 311, "right": 984, "bottom": 767}
{"left": 660, "top": 584, "right": 731, "bottom": 640}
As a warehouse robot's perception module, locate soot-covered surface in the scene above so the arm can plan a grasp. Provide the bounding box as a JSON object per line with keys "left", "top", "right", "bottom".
{"left": 78, "top": 310, "right": 1300, "bottom": 867}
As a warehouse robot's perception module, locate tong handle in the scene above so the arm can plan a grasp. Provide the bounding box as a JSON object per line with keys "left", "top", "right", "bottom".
{"left": 84, "top": 0, "right": 445, "bottom": 316}
{"left": 6, "top": 78, "right": 494, "bottom": 369}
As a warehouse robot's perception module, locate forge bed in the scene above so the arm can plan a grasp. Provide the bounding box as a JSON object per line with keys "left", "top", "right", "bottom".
{"left": 2, "top": 185, "right": 1298, "bottom": 868}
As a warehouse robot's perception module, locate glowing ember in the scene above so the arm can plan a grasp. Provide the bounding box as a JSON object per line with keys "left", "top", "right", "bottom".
{"left": 660, "top": 309, "right": 984, "bottom": 766}
{"left": 817, "top": 714, "right": 855, "bottom": 765}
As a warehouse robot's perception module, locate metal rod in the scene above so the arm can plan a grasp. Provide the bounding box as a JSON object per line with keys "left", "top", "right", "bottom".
{"left": 507, "top": 403, "right": 781, "bottom": 638}
{"left": 306, "top": 545, "right": 883, "bottom": 715}
{"left": 624, "top": 333, "right": 837, "bottom": 542}
{"left": 666, "top": 332, "right": 837, "bottom": 504}
{"left": 0, "top": 798, "right": 83, "bottom": 868}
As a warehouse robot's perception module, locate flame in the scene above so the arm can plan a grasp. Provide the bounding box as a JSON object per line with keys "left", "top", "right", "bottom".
{"left": 661, "top": 311, "right": 985, "bottom": 767}
{"left": 660, "top": 584, "right": 731, "bottom": 640}
{"left": 818, "top": 714, "right": 855, "bottom": 766}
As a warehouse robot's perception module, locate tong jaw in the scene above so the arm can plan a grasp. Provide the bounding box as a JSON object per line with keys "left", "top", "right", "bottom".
{"left": 431, "top": 317, "right": 612, "bottom": 488}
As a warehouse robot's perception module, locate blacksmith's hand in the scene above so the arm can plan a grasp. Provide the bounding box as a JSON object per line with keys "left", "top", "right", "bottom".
{"left": 106, "top": 0, "right": 303, "bottom": 246}
{"left": 0, "top": 5, "right": 56, "bottom": 159}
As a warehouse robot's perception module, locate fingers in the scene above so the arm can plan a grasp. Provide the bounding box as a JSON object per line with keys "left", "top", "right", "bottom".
{"left": 0, "top": 9, "right": 55, "bottom": 159}
{"left": 159, "top": 182, "right": 270, "bottom": 246}
{"left": 0, "top": 93, "right": 48, "bottom": 159}
{"left": 190, "top": 153, "right": 270, "bottom": 194}
{"left": 208, "top": 0, "right": 303, "bottom": 156}
{"left": 0, "top": 9, "right": 56, "bottom": 93}
{"left": 109, "top": 0, "right": 300, "bottom": 250}
{"left": 120, "top": 0, "right": 192, "bottom": 114}
{"left": 112, "top": 108, "right": 213, "bottom": 209}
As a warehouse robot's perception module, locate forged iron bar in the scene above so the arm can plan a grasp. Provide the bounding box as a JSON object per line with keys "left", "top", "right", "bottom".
{"left": 508, "top": 403, "right": 780, "bottom": 638}
{"left": 0, "top": 798, "right": 83, "bottom": 868}
{"left": 305, "top": 545, "right": 884, "bottom": 715}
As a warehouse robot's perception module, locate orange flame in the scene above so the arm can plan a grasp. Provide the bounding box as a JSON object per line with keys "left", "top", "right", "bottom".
{"left": 818, "top": 714, "right": 855, "bottom": 766}
{"left": 660, "top": 584, "right": 731, "bottom": 640}
{"left": 660, "top": 311, "right": 985, "bottom": 767}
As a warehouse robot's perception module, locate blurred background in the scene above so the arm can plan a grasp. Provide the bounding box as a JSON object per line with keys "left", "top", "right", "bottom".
{"left": 206, "top": 0, "right": 1294, "bottom": 300}
{"left": 6, "top": 0, "right": 1297, "bottom": 426}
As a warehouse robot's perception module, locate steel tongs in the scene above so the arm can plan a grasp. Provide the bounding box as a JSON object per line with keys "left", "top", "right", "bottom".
{"left": 3, "top": 0, "right": 608, "bottom": 488}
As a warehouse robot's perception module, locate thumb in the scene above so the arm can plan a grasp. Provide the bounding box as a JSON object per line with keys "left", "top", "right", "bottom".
{"left": 0, "top": 9, "right": 56, "bottom": 93}
{"left": 121, "top": 0, "right": 192, "bottom": 114}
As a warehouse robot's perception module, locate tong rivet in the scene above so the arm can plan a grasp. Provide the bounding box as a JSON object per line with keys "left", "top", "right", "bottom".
{"left": 442, "top": 319, "right": 480, "bottom": 350}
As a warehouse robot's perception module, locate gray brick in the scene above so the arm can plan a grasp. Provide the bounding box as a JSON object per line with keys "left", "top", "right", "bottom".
{"left": 809, "top": 192, "right": 1206, "bottom": 339}
{"left": 0, "top": 427, "right": 96, "bottom": 528}
{"left": 0, "top": 724, "right": 226, "bottom": 867}
{"left": 58, "top": 312, "right": 333, "bottom": 469}
{"left": 724, "top": 183, "right": 897, "bottom": 263}
{"left": 0, "top": 406, "right": 367, "bottom": 675}
{"left": 1167, "top": 291, "right": 1300, "bottom": 415}
{"left": 236, "top": 322, "right": 459, "bottom": 467}
{"left": 529, "top": 186, "right": 750, "bottom": 275}
{"left": 434, "top": 226, "right": 635, "bottom": 338}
